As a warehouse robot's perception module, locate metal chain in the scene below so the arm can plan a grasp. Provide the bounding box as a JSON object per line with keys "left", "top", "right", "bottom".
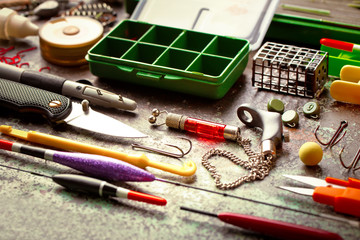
{"left": 202, "top": 136, "right": 274, "bottom": 190}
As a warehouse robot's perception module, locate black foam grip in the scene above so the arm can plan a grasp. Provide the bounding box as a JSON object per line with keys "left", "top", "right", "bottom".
{"left": 21, "top": 70, "right": 66, "bottom": 93}
{"left": 0, "top": 78, "right": 71, "bottom": 121}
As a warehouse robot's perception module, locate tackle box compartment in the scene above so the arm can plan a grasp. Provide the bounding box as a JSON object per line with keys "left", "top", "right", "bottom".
{"left": 86, "top": 20, "right": 249, "bottom": 99}
{"left": 87, "top": 0, "right": 279, "bottom": 99}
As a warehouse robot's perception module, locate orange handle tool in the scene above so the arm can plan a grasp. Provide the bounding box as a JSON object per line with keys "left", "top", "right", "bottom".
{"left": 326, "top": 177, "right": 360, "bottom": 189}
{"left": 313, "top": 186, "right": 360, "bottom": 217}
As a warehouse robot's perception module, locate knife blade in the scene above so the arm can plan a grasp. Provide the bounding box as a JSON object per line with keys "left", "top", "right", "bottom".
{"left": 0, "top": 78, "right": 147, "bottom": 138}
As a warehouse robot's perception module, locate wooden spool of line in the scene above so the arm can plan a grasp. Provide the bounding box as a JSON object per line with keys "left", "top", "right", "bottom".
{"left": 39, "top": 16, "right": 104, "bottom": 66}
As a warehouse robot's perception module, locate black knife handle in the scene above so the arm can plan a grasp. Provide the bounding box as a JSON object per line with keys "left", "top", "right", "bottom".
{"left": 0, "top": 78, "right": 71, "bottom": 121}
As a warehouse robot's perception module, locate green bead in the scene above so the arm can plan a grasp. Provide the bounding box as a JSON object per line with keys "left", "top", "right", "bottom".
{"left": 267, "top": 98, "right": 285, "bottom": 114}
{"left": 282, "top": 110, "right": 299, "bottom": 127}
{"left": 303, "top": 102, "right": 320, "bottom": 118}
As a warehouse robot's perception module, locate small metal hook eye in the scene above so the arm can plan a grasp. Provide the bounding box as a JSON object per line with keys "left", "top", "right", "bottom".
{"left": 285, "top": 122, "right": 297, "bottom": 128}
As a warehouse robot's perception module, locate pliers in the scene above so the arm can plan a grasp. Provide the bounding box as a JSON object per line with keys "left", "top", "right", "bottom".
{"left": 279, "top": 175, "right": 360, "bottom": 217}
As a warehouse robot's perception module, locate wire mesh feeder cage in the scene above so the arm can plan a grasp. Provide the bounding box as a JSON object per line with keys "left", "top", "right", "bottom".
{"left": 252, "top": 42, "right": 328, "bottom": 98}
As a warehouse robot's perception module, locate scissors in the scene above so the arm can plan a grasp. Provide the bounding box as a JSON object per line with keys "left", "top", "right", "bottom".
{"left": 279, "top": 175, "right": 360, "bottom": 217}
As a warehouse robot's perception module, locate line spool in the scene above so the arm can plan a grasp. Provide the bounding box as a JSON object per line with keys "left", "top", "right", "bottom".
{"left": 39, "top": 16, "right": 103, "bottom": 66}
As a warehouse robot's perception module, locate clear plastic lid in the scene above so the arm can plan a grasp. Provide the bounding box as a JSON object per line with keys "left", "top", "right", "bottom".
{"left": 131, "top": 0, "right": 279, "bottom": 50}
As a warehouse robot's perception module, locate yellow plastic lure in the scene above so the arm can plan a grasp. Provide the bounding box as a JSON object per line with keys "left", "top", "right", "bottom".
{"left": 0, "top": 125, "right": 197, "bottom": 177}
{"left": 330, "top": 65, "right": 360, "bottom": 105}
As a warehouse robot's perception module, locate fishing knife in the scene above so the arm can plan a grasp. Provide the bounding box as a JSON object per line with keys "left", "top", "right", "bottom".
{"left": 0, "top": 62, "right": 137, "bottom": 111}
{"left": 0, "top": 78, "right": 147, "bottom": 138}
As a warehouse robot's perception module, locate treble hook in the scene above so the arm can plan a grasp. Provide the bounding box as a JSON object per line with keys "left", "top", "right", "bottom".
{"left": 314, "top": 120, "right": 348, "bottom": 148}
{"left": 131, "top": 137, "right": 192, "bottom": 158}
{"left": 339, "top": 146, "right": 360, "bottom": 172}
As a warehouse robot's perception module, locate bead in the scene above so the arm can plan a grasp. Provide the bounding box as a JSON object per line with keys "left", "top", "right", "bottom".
{"left": 267, "top": 98, "right": 285, "bottom": 114}
{"left": 148, "top": 115, "right": 157, "bottom": 124}
{"left": 282, "top": 110, "right": 299, "bottom": 127}
{"left": 299, "top": 142, "right": 323, "bottom": 166}
{"left": 303, "top": 101, "right": 320, "bottom": 118}
{"left": 151, "top": 108, "right": 160, "bottom": 117}
{"left": 81, "top": 99, "right": 90, "bottom": 112}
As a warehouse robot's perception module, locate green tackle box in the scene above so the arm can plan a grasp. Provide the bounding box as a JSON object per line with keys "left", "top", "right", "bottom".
{"left": 266, "top": 14, "right": 360, "bottom": 48}
{"left": 86, "top": 0, "right": 279, "bottom": 99}
{"left": 266, "top": 14, "right": 360, "bottom": 77}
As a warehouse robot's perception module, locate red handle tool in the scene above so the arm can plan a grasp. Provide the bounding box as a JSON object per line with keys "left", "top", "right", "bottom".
{"left": 181, "top": 206, "right": 343, "bottom": 240}
{"left": 219, "top": 212, "right": 343, "bottom": 240}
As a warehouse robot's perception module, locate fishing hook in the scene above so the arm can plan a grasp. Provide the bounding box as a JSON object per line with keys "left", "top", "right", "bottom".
{"left": 131, "top": 137, "right": 192, "bottom": 158}
{"left": 314, "top": 120, "right": 348, "bottom": 148}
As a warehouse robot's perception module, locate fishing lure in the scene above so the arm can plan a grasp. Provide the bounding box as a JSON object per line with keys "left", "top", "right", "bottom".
{"left": 0, "top": 138, "right": 155, "bottom": 182}
{"left": 0, "top": 163, "right": 166, "bottom": 206}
